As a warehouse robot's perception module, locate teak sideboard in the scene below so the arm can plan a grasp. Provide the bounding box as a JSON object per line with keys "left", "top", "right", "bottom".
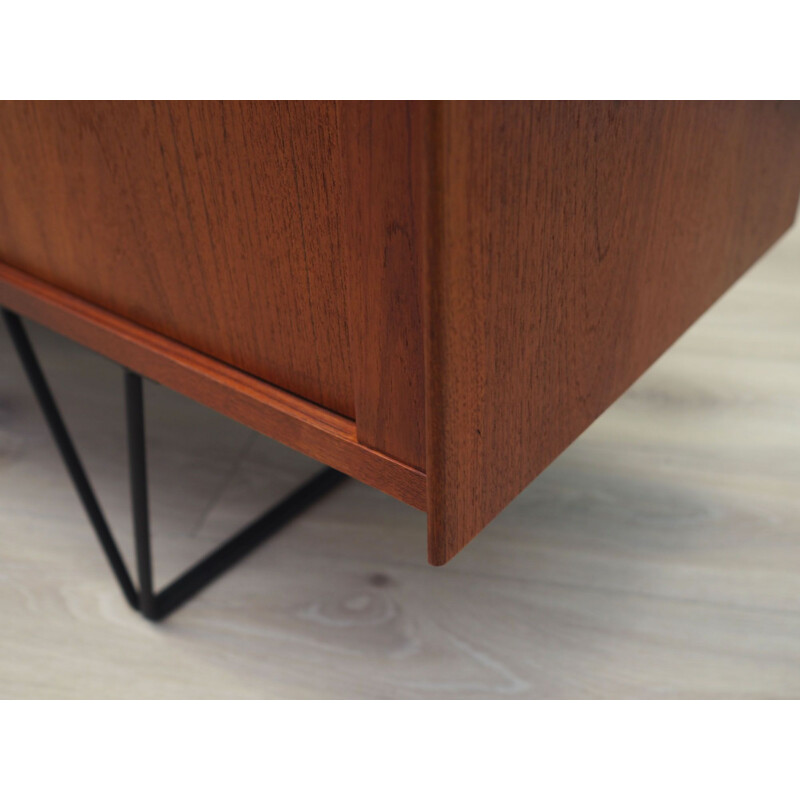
{"left": 1, "top": 101, "right": 798, "bottom": 573}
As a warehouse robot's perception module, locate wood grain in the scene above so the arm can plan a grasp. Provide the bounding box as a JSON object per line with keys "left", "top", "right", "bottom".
{"left": 425, "top": 101, "right": 800, "bottom": 564}
{"left": 337, "top": 101, "right": 429, "bottom": 470}
{"left": 0, "top": 261, "right": 427, "bottom": 510}
{"left": 0, "top": 101, "right": 355, "bottom": 416}
{"left": 2, "top": 101, "right": 799, "bottom": 565}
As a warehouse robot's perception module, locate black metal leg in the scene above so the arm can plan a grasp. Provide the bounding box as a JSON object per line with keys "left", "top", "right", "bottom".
{"left": 2, "top": 309, "right": 140, "bottom": 610}
{"left": 2, "top": 309, "right": 347, "bottom": 621}
{"left": 125, "top": 371, "right": 156, "bottom": 619}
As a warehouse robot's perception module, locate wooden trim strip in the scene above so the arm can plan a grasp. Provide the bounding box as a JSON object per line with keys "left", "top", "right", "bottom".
{"left": 337, "top": 101, "right": 428, "bottom": 471}
{"left": 0, "top": 261, "right": 427, "bottom": 511}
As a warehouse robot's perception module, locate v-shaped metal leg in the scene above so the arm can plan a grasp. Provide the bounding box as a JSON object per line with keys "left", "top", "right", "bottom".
{"left": 2, "top": 309, "right": 346, "bottom": 621}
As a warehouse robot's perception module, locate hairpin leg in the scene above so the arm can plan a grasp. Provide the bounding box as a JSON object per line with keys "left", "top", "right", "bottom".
{"left": 2, "top": 308, "right": 347, "bottom": 621}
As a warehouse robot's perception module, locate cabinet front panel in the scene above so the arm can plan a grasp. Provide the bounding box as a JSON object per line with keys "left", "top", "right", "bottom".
{"left": 0, "top": 101, "right": 355, "bottom": 417}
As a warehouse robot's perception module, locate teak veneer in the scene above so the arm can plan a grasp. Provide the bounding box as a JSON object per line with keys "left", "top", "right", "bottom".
{"left": 1, "top": 101, "right": 798, "bottom": 565}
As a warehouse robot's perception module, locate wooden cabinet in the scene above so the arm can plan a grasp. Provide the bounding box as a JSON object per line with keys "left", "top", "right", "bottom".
{"left": 1, "top": 101, "right": 798, "bottom": 564}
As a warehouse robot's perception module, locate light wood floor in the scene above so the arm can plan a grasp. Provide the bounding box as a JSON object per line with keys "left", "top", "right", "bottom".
{"left": 1, "top": 224, "right": 799, "bottom": 699}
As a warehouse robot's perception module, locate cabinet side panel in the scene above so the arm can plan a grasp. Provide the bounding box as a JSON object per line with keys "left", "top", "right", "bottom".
{"left": 338, "top": 102, "right": 428, "bottom": 469}
{"left": 426, "top": 101, "right": 800, "bottom": 564}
